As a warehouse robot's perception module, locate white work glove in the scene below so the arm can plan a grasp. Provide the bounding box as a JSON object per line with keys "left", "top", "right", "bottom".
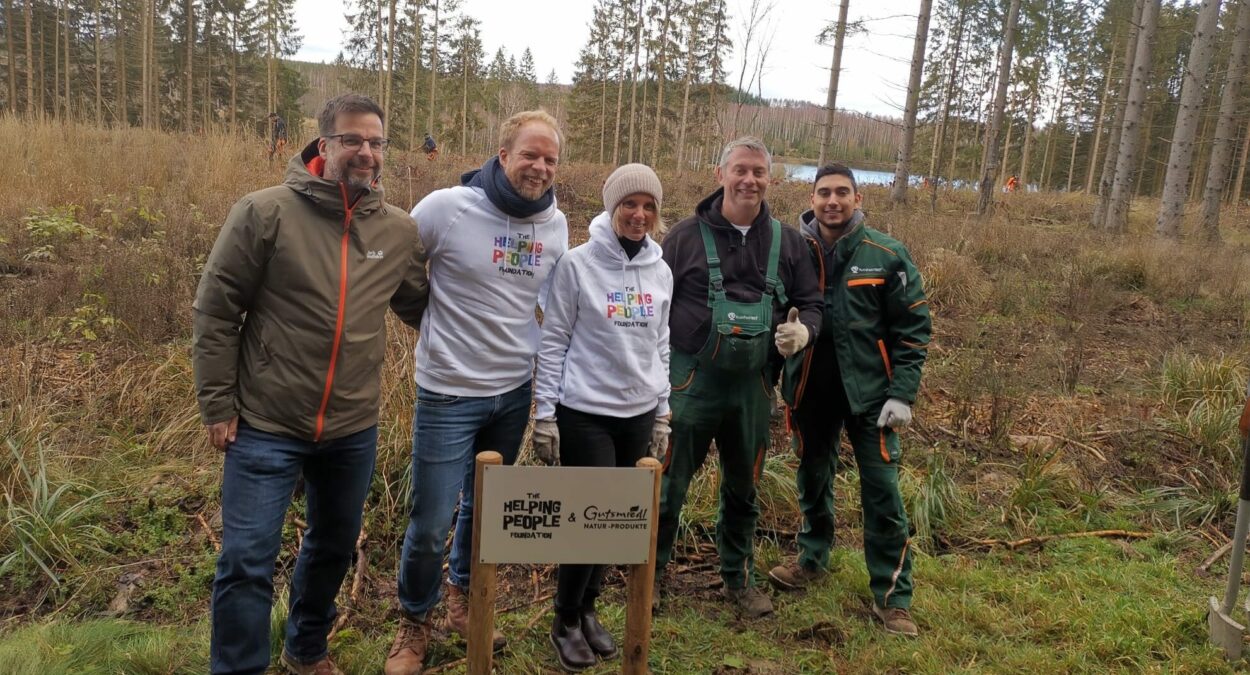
{"left": 648, "top": 416, "right": 671, "bottom": 460}
{"left": 531, "top": 418, "right": 560, "bottom": 465}
{"left": 876, "top": 398, "right": 913, "bottom": 429}
{"left": 774, "top": 307, "right": 810, "bottom": 358}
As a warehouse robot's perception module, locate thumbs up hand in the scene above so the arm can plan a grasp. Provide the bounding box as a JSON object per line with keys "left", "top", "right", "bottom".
{"left": 774, "top": 307, "right": 810, "bottom": 358}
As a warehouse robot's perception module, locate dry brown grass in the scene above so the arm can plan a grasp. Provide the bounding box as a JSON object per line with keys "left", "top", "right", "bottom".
{"left": 6, "top": 117, "right": 1250, "bottom": 626}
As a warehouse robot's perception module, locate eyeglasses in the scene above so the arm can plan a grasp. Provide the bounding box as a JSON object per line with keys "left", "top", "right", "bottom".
{"left": 325, "top": 134, "right": 390, "bottom": 152}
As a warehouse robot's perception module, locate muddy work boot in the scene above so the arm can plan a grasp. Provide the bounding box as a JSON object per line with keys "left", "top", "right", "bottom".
{"left": 443, "top": 582, "right": 507, "bottom": 652}
{"left": 383, "top": 615, "right": 432, "bottom": 675}
{"left": 872, "top": 604, "right": 919, "bottom": 637}
{"left": 724, "top": 585, "right": 774, "bottom": 618}
{"left": 280, "top": 651, "right": 344, "bottom": 675}
{"left": 650, "top": 570, "right": 667, "bottom": 614}
{"left": 767, "top": 562, "right": 826, "bottom": 591}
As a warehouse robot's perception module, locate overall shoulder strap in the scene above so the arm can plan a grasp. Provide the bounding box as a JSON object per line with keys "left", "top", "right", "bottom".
{"left": 698, "top": 221, "right": 726, "bottom": 307}
{"left": 765, "top": 218, "right": 788, "bottom": 306}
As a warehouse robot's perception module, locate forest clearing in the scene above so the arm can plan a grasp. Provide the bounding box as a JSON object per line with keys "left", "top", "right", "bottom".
{"left": 9, "top": 0, "right": 1250, "bottom": 672}
{"left": 1, "top": 118, "right": 1249, "bottom": 672}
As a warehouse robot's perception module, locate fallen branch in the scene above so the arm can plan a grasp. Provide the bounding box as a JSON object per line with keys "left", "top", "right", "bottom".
{"left": 350, "top": 529, "right": 368, "bottom": 602}
{"left": 969, "top": 529, "right": 1151, "bottom": 550}
{"left": 423, "top": 657, "right": 467, "bottom": 674}
{"left": 523, "top": 601, "right": 550, "bottom": 632}
{"left": 196, "top": 513, "right": 220, "bottom": 551}
{"left": 1198, "top": 538, "right": 1241, "bottom": 575}
{"left": 500, "top": 591, "right": 554, "bottom": 615}
{"left": 1039, "top": 432, "right": 1106, "bottom": 462}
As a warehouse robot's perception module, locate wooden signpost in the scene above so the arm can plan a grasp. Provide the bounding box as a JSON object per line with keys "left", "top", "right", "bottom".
{"left": 467, "top": 452, "right": 663, "bottom": 675}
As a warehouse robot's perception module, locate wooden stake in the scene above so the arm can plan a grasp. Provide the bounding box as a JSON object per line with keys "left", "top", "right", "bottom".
{"left": 623, "top": 457, "right": 662, "bottom": 675}
{"left": 467, "top": 451, "right": 502, "bottom": 675}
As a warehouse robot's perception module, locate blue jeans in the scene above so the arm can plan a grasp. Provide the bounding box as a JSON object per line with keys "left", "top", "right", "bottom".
{"left": 398, "top": 382, "right": 532, "bottom": 618}
{"left": 210, "top": 421, "right": 376, "bottom": 675}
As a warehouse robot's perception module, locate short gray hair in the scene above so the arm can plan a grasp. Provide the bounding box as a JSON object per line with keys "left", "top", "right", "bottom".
{"left": 718, "top": 136, "right": 772, "bottom": 171}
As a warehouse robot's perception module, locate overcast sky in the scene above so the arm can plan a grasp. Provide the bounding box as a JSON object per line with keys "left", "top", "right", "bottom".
{"left": 292, "top": 0, "right": 921, "bottom": 120}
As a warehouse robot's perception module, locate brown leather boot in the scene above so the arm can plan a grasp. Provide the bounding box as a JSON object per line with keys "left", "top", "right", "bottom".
{"left": 579, "top": 607, "right": 618, "bottom": 659}
{"left": 443, "top": 582, "right": 507, "bottom": 653}
{"left": 384, "top": 615, "right": 432, "bottom": 675}
{"left": 550, "top": 614, "right": 596, "bottom": 672}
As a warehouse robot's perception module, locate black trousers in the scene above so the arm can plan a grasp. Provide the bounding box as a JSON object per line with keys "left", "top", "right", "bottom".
{"left": 554, "top": 403, "right": 656, "bottom": 618}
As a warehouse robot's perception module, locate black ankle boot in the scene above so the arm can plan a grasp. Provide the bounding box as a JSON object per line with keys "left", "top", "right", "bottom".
{"left": 580, "top": 607, "right": 618, "bottom": 659}
{"left": 550, "top": 614, "right": 596, "bottom": 672}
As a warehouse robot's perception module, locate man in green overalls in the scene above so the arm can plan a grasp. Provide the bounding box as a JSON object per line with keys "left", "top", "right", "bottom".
{"left": 655, "top": 137, "right": 823, "bottom": 618}
{"left": 773, "top": 164, "right": 931, "bottom": 636}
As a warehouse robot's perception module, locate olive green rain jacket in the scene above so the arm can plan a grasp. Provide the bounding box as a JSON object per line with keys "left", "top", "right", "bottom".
{"left": 193, "top": 140, "right": 429, "bottom": 442}
{"left": 782, "top": 210, "right": 930, "bottom": 414}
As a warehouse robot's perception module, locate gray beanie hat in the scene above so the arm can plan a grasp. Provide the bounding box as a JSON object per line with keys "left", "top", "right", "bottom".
{"left": 603, "top": 163, "right": 663, "bottom": 216}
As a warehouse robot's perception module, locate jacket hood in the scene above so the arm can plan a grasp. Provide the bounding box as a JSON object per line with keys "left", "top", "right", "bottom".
{"left": 285, "top": 139, "right": 386, "bottom": 217}
{"left": 694, "top": 187, "right": 773, "bottom": 229}
{"left": 587, "top": 211, "right": 663, "bottom": 268}
{"left": 800, "top": 208, "right": 864, "bottom": 252}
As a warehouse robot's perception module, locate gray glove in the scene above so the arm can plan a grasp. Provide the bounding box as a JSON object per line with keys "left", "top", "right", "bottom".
{"left": 876, "top": 398, "right": 913, "bottom": 429}
{"left": 648, "top": 416, "right": 671, "bottom": 460}
{"left": 532, "top": 418, "right": 559, "bottom": 465}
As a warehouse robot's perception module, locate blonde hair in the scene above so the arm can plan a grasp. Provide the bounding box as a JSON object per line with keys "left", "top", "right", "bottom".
{"left": 498, "top": 110, "right": 562, "bottom": 150}
{"left": 611, "top": 202, "right": 668, "bottom": 236}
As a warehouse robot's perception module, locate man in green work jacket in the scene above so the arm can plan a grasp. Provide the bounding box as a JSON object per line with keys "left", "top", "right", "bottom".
{"left": 654, "top": 137, "right": 824, "bottom": 619}
{"left": 774, "top": 163, "right": 931, "bottom": 636}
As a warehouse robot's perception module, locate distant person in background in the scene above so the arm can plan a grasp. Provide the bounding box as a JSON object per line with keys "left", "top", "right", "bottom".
{"left": 775, "top": 163, "right": 930, "bottom": 637}
{"left": 423, "top": 132, "right": 439, "bottom": 161}
{"left": 194, "top": 93, "right": 428, "bottom": 675}
{"left": 532, "top": 163, "right": 672, "bottom": 671}
{"left": 1005, "top": 174, "right": 1019, "bottom": 193}
{"left": 267, "top": 112, "right": 288, "bottom": 162}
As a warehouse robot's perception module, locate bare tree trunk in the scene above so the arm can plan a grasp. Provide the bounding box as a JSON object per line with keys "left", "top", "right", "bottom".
{"left": 186, "top": 0, "right": 194, "bottom": 131}
{"left": 1106, "top": 0, "right": 1161, "bottom": 233}
{"left": 95, "top": 0, "right": 102, "bottom": 124}
{"left": 819, "top": 0, "right": 849, "bottom": 166}
{"left": 649, "top": 0, "right": 674, "bottom": 167}
{"left": 1064, "top": 65, "right": 1089, "bottom": 192}
{"left": 54, "top": 0, "right": 61, "bottom": 117}
{"left": 203, "top": 0, "right": 212, "bottom": 130}
{"left": 427, "top": 0, "right": 439, "bottom": 136}
{"left": 611, "top": 12, "right": 627, "bottom": 166}
{"left": 931, "top": 4, "right": 967, "bottom": 210}
{"left": 975, "top": 0, "right": 1022, "bottom": 217}
{"left": 408, "top": 8, "right": 422, "bottom": 151}
{"left": 1094, "top": 0, "right": 1145, "bottom": 227}
{"left": 1019, "top": 92, "right": 1038, "bottom": 187}
{"left": 24, "top": 0, "right": 33, "bottom": 117}
{"left": 626, "top": 0, "right": 642, "bottom": 163}
{"left": 1200, "top": 0, "right": 1250, "bottom": 241}
{"left": 675, "top": 8, "right": 696, "bottom": 174}
{"left": 1039, "top": 72, "right": 1068, "bottom": 189}
{"left": 115, "top": 0, "right": 125, "bottom": 124}
{"left": 377, "top": 0, "right": 387, "bottom": 109}
{"left": 460, "top": 49, "right": 467, "bottom": 155}
{"left": 1085, "top": 39, "right": 1117, "bottom": 194}
{"left": 140, "top": 0, "right": 149, "bottom": 127}
{"left": 4, "top": 0, "right": 16, "bottom": 113}
{"left": 1234, "top": 116, "right": 1250, "bottom": 205}
{"left": 63, "top": 0, "right": 72, "bottom": 120}
{"left": 1156, "top": 0, "right": 1222, "bottom": 239}
{"left": 890, "top": 0, "right": 932, "bottom": 205}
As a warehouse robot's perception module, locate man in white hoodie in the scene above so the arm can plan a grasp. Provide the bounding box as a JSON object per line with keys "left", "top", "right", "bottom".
{"left": 386, "top": 110, "right": 569, "bottom": 675}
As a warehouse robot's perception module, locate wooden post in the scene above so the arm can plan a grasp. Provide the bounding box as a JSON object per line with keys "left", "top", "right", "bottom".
{"left": 467, "top": 450, "right": 502, "bottom": 675}
{"left": 622, "top": 457, "right": 662, "bottom": 674}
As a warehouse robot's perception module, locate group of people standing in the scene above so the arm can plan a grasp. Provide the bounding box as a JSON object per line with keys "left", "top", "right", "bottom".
{"left": 192, "top": 93, "right": 931, "bottom": 675}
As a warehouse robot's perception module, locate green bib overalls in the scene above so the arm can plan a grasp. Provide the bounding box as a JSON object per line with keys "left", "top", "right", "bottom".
{"left": 656, "top": 219, "right": 786, "bottom": 589}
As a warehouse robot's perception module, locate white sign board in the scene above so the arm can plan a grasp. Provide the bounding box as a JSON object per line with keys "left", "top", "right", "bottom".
{"left": 477, "top": 465, "right": 656, "bottom": 565}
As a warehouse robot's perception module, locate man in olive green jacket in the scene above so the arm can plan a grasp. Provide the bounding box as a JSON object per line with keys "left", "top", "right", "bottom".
{"left": 774, "top": 164, "right": 930, "bottom": 637}
{"left": 193, "top": 94, "right": 428, "bottom": 675}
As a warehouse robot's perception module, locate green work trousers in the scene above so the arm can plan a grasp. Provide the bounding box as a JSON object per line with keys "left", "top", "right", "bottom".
{"left": 655, "top": 351, "right": 772, "bottom": 590}
{"left": 791, "top": 392, "right": 913, "bottom": 609}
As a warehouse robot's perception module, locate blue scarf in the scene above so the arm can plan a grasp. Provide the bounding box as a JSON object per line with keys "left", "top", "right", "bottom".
{"left": 460, "top": 156, "right": 554, "bottom": 219}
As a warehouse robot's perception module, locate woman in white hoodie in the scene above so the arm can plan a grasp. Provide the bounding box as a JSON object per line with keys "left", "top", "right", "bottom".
{"left": 532, "top": 163, "right": 673, "bottom": 672}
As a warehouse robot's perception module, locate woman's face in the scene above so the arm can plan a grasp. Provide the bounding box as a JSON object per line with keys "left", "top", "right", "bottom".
{"left": 611, "top": 192, "right": 658, "bottom": 242}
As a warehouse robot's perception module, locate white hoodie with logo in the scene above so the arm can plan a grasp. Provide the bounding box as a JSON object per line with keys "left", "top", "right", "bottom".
{"left": 534, "top": 212, "right": 673, "bottom": 420}
{"left": 411, "top": 185, "right": 569, "bottom": 396}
